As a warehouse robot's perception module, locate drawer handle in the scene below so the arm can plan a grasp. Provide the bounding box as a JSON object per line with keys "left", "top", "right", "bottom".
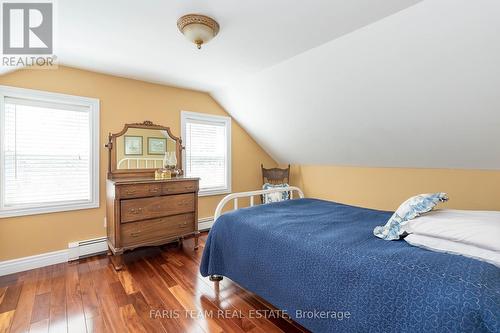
{"left": 164, "top": 186, "right": 194, "bottom": 192}
{"left": 149, "top": 187, "right": 160, "bottom": 193}
{"left": 125, "top": 189, "right": 136, "bottom": 195}
{"left": 178, "top": 222, "right": 188, "bottom": 228}
{"left": 177, "top": 201, "right": 190, "bottom": 206}
{"left": 130, "top": 231, "right": 141, "bottom": 237}
{"left": 128, "top": 208, "right": 143, "bottom": 214}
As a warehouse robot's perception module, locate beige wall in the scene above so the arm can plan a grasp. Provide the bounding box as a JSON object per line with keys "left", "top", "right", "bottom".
{"left": 2, "top": 67, "right": 497, "bottom": 262}
{"left": 291, "top": 165, "right": 500, "bottom": 211}
{"left": 0, "top": 66, "right": 277, "bottom": 261}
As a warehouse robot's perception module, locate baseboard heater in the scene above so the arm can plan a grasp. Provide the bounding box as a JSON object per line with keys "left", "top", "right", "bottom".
{"left": 198, "top": 216, "right": 214, "bottom": 231}
{"left": 68, "top": 236, "right": 108, "bottom": 261}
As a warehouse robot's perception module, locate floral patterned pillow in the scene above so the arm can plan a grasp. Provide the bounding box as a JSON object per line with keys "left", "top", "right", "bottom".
{"left": 374, "top": 193, "right": 449, "bottom": 240}
{"left": 262, "top": 183, "right": 290, "bottom": 204}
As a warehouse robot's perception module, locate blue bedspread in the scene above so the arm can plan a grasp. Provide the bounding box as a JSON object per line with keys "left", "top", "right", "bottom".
{"left": 200, "top": 199, "right": 500, "bottom": 333}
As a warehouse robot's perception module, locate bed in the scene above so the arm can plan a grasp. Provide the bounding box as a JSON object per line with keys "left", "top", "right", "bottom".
{"left": 200, "top": 190, "right": 500, "bottom": 333}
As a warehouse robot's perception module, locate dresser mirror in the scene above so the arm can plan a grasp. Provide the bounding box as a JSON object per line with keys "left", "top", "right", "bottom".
{"left": 106, "top": 121, "right": 183, "bottom": 179}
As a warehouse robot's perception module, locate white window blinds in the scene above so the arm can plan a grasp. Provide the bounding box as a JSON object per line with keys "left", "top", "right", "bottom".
{"left": 0, "top": 87, "right": 99, "bottom": 217}
{"left": 182, "top": 112, "right": 231, "bottom": 195}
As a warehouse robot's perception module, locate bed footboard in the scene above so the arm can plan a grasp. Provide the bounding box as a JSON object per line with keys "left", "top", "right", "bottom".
{"left": 214, "top": 186, "right": 304, "bottom": 221}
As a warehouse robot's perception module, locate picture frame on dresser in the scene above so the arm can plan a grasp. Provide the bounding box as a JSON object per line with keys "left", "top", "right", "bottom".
{"left": 105, "top": 121, "right": 199, "bottom": 270}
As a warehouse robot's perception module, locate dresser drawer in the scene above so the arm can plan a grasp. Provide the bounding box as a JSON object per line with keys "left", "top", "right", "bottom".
{"left": 120, "top": 193, "right": 195, "bottom": 223}
{"left": 117, "top": 183, "right": 162, "bottom": 199}
{"left": 162, "top": 181, "right": 198, "bottom": 195}
{"left": 121, "top": 213, "right": 195, "bottom": 246}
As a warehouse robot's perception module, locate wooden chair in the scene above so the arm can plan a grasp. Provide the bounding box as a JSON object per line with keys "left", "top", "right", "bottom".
{"left": 261, "top": 164, "right": 290, "bottom": 185}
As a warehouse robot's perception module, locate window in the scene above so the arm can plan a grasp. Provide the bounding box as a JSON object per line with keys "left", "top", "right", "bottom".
{"left": 0, "top": 86, "right": 99, "bottom": 217}
{"left": 181, "top": 111, "right": 231, "bottom": 196}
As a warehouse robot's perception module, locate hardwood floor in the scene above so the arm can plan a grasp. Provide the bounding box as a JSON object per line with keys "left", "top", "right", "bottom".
{"left": 0, "top": 233, "right": 308, "bottom": 333}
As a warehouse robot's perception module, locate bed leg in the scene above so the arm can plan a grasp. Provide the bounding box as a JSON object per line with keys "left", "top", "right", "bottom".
{"left": 209, "top": 275, "right": 223, "bottom": 281}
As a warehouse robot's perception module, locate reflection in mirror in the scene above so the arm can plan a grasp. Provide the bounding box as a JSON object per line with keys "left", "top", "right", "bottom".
{"left": 116, "top": 128, "right": 176, "bottom": 169}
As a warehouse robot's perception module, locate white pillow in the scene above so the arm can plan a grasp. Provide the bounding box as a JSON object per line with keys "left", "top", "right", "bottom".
{"left": 373, "top": 193, "right": 448, "bottom": 240}
{"left": 405, "top": 234, "right": 500, "bottom": 267}
{"left": 403, "top": 209, "right": 500, "bottom": 252}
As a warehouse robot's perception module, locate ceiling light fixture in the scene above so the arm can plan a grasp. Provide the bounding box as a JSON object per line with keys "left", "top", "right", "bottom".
{"left": 177, "top": 14, "right": 220, "bottom": 50}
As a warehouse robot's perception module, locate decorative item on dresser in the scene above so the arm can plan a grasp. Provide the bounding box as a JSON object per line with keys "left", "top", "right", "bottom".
{"left": 105, "top": 121, "right": 200, "bottom": 270}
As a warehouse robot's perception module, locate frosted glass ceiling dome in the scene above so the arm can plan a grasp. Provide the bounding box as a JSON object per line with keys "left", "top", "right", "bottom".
{"left": 177, "top": 14, "right": 220, "bottom": 49}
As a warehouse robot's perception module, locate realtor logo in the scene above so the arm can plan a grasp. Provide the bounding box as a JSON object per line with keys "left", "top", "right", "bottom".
{"left": 2, "top": 2, "right": 53, "bottom": 54}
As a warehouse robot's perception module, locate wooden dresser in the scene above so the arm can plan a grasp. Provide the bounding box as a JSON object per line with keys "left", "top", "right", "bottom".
{"left": 106, "top": 177, "right": 199, "bottom": 270}
{"left": 104, "top": 121, "right": 200, "bottom": 270}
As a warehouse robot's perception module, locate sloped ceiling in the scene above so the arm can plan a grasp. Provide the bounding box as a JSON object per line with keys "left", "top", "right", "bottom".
{"left": 2, "top": 0, "right": 498, "bottom": 169}
{"left": 213, "top": 0, "right": 500, "bottom": 169}
{"left": 0, "top": 0, "right": 422, "bottom": 91}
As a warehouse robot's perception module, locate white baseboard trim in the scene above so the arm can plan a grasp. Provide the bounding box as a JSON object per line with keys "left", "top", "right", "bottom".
{"left": 198, "top": 216, "right": 214, "bottom": 231}
{"left": 0, "top": 236, "right": 107, "bottom": 276}
{"left": 1, "top": 218, "right": 215, "bottom": 276}
{"left": 0, "top": 249, "right": 68, "bottom": 276}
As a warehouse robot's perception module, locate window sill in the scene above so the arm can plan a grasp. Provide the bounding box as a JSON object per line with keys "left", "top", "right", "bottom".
{"left": 0, "top": 201, "right": 100, "bottom": 218}
{"left": 198, "top": 188, "right": 232, "bottom": 197}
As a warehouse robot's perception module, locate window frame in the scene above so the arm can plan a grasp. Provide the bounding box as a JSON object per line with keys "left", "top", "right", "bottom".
{"left": 0, "top": 85, "right": 100, "bottom": 218}
{"left": 181, "top": 111, "right": 232, "bottom": 197}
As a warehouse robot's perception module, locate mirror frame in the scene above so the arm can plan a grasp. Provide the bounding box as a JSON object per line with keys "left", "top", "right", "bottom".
{"left": 106, "top": 121, "right": 183, "bottom": 179}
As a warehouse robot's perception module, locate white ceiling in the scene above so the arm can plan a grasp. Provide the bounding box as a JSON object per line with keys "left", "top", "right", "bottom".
{"left": 2, "top": 0, "right": 499, "bottom": 169}
{"left": 19, "top": 0, "right": 421, "bottom": 91}
{"left": 213, "top": 0, "right": 500, "bottom": 169}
